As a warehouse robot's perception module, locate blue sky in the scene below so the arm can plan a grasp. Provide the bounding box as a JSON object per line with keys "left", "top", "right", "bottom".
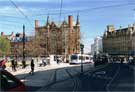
{"left": 0, "top": 0, "right": 135, "bottom": 52}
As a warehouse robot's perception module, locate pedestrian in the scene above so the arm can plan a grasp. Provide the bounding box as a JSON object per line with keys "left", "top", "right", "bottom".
{"left": 29, "top": 58, "right": 35, "bottom": 75}
{"left": 42, "top": 58, "right": 46, "bottom": 66}
{"left": 39, "top": 58, "right": 42, "bottom": 67}
{"left": 14, "top": 59, "right": 17, "bottom": 70}
{"left": 22, "top": 59, "right": 26, "bottom": 69}
{"left": 11, "top": 59, "right": 16, "bottom": 71}
{"left": 57, "top": 57, "right": 60, "bottom": 64}
{"left": 0, "top": 59, "right": 6, "bottom": 69}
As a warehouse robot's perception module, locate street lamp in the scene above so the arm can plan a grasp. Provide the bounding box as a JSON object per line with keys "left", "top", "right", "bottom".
{"left": 80, "top": 43, "right": 84, "bottom": 74}
{"left": 22, "top": 24, "right": 26, "bottom": 68}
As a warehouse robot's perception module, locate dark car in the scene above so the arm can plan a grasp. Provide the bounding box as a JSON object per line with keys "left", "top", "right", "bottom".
{"left": 0, "top": 68, "right": 26, "bottom": 91}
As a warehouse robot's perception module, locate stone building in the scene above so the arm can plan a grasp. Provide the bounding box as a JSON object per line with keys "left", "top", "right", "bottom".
{"left": 0, "top": 32, "right": 33, "bottom": 57}
{"left": 10, "top": 33, "right": 33, "bottom": 57}
{"left": 91, "top": 36, "right": 103, "bottom": 56}
{"left": 35, "top": 15, "right": 80, "bottom": 56}
{"left": 103, "top": 24, "right": 135, "bottom": 56}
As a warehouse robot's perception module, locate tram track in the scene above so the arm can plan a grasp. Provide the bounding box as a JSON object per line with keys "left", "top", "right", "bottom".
{"left": 65, "top": 69, "right": 81, "bottom": 92}
{"left": 36, "top": 69, "right": 57, "bottom": 91}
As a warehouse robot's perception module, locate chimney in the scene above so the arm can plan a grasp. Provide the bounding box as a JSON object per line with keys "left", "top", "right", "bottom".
{"left": 35, "top": 20, "right": 39, "bottom": 28}
{"left": 1, "top": 32, "right": 4, "bottom": 36}
{"left": 68, "top": 15, "right": 73, "bottom": 29}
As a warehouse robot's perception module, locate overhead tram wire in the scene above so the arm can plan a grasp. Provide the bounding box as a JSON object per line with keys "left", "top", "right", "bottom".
{"left": 0, "top": 15, "right": 25, "bottom": 19}
{"left": 33, "top": 2, "right": 135, "bottom": 16}
{"left": 9, "top": 0, "right": 33, "bottom": 27}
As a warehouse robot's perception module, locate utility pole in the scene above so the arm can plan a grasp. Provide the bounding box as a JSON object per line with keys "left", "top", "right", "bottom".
{"left": 22, "top": 24, "right": 26, "bottom": 68}
{"left": 80, "top": 43, "right": 84, "bottom": 74}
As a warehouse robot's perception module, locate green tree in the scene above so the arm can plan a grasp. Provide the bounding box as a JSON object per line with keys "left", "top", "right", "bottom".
{"left": 0, "top": 36, "right": 11, "bottom": 56}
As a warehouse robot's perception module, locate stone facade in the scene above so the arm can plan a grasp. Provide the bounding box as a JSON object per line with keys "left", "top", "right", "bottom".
{"left": 103, "top": 24, "right": 135, "bottom": 56}
{"left": 0, "top": 32, "right": 33, "bottom": 57}
{"left": 35, "top": 15, "right": 80, "bottom": 56}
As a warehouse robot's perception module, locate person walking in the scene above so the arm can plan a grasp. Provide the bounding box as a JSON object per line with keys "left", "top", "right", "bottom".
{"left": 57, "top": 57, "right": 60, "bottom": 64}
{"left": 11, "top": 59, "right": 16, "bottom": 71}
{"left": 29, "top": 58, "right": 35, "bottom": 75}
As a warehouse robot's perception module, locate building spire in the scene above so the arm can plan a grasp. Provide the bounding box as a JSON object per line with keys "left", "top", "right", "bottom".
{"left": 63, "top": 17, "right": 67, "bottom": 24}
{"left": 64, "top": 17, "right": 66, "bottom": 22}
{"left": 76, "top": 12, "right": 80, "bottom": 26}
{"left": 46, "top": 15, "right": 50, "bottom": 25}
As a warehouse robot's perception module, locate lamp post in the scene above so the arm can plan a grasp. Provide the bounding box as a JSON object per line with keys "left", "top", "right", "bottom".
{"left": 80, "top": 43, "right": 84, "bottom": 74}
{"left": 22, "top": 24, "right": 26, "bottom": 68}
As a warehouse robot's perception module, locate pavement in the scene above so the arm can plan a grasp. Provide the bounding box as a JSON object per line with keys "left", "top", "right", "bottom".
{"left": 6, "top": 62, "right": 95, "bottom": 91}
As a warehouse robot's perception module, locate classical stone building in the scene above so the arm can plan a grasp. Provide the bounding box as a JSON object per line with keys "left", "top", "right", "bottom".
{"left": 103, "top": 24, "right": 135, "bottom": 56}
{"left": 35, "top": 15, "right": 80, "bottom": 56}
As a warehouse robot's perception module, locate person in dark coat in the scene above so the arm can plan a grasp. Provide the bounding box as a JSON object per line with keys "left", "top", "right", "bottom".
{"left": 11, "top": 59, "right": 16, "bottom": 71}
{"left": 29, "top": 58, "right": 35, "bottom": 75}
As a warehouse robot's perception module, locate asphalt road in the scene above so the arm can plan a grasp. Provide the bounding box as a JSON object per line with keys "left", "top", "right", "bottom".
{"left": 79, "top": 63, "right": 134, "bottom": 92}
{"left": 27, "top": 63, "right": 134, "bottom": 92}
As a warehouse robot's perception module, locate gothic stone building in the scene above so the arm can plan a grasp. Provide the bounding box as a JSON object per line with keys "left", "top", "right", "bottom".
{"left": 103, "top": 24, "right": 135, "bottom": 56}
{"left": 34, "top": 15, "right": 80, "bottom": 56}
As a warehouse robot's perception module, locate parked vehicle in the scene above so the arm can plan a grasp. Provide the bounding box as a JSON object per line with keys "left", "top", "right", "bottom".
{"left": 0, "top": 68, "right": 26, "bottom": 91}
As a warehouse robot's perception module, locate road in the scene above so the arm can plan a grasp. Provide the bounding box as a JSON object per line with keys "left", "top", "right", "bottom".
{"left": 36, "top": 63, "right": 134, "bottom": 92}
{"left": 20, "top": 63, "right": 93, "bottom": 91}
{"left": 80, "top": 63, "right": 134, "bottom": 91}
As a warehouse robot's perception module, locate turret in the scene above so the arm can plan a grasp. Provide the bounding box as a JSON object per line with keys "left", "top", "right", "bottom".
{"left": 107, "top": 25, "right": 115, "bottom": 32}
{"left": 128, "top": 24, "right": 132, "bottom": 32}
{"left": 62, "top": 17, "right": 68, "bottom": 27}
{"left": 35, "top": 20, "right": 39, "bottom": 28}
{"left": 46, "top": 16, "right": 50, "bottom": 28}
{"left": 76, "top": 14, "right": 80, "bottom": 26}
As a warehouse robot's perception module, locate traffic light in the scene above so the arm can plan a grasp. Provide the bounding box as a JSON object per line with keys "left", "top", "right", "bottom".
{"left": 80, "top": 43, "right": 84, "bottom": 54}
